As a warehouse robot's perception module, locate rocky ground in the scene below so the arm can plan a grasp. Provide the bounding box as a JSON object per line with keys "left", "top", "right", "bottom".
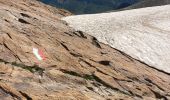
{"left": 0, "top": 0, "right": 170, "bottom": 100}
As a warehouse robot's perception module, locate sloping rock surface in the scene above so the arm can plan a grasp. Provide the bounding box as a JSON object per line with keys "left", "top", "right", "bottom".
{"left": 63, "top": 5, "right": 170, "bottom": 74}
{"left": 0, "top": 0, "right": 170, "bottom": 100}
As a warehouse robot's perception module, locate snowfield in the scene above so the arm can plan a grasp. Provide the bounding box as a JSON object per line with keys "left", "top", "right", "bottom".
{"left": 63, "top": 5, "right": 170, "bottom": 74}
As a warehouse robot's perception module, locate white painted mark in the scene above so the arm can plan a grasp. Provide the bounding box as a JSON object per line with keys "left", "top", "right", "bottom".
{"left": 33, "top": 48, "right": 45, "bottom": 61}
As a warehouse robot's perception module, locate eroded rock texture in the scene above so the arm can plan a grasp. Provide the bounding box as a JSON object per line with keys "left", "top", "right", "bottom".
{"left": 0, "top": 0, "right": 170, "bottom": 100}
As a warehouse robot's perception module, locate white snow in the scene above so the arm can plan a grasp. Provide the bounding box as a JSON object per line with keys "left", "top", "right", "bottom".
{"left": 62, "top": 5, "right": 170, "bottom": 74}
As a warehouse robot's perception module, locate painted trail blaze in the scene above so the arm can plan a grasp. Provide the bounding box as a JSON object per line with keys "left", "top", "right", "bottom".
{"left": 33, "top": 48, "right": 46, "bottom": 61}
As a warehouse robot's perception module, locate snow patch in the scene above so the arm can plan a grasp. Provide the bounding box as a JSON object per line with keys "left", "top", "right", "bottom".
{"left": 63, "top": 5, "right": 170, "bottom": 73}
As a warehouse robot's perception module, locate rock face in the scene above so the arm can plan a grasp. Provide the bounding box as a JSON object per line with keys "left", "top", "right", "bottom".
{"left": 63, "top": 5, "right": 170, "bottom": 74}
{"left": 125, "top": 0, "right": 170, "bottom": 10}
{"left": 0, "top": 0, "right": 170, "bottom": 99}
{"left": 39, "top": 0, "right": 140, "bottom": 14}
